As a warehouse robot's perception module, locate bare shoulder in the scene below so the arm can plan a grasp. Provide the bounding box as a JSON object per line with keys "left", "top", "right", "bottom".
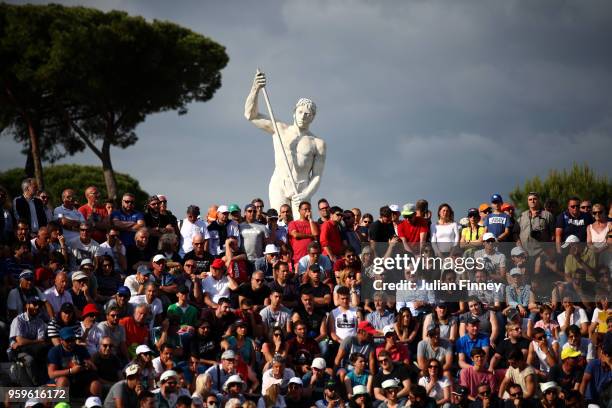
{"left": 311, "top": 136, "right": 326, "bottom": 154}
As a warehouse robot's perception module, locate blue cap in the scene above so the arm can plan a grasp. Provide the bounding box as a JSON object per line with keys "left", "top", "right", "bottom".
{"left": 490, "top": 194, "right": 503, "bottom": 203}
{"left": 117, "top": 286, "right": 131, "bottom": 297}
{"left": 244, "top": 203, "right": 255, "bottom": 211}
{"left": 25, "top": 295, "right": 42, "bottom": 304}
{"left": 19, "top": 270, "right": 34, "bottom": 280}
{"left": 59, "top": 327, "right": 76, "bottom": 340}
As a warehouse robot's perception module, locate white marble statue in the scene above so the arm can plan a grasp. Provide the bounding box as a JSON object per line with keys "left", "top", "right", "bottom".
{"left": 244, "top": 71, "right": 326, "bottom": 214}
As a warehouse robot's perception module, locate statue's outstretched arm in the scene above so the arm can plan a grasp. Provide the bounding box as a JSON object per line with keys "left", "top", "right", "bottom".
{"left": 244, "top": 71, "right": 285, "bottom": 135}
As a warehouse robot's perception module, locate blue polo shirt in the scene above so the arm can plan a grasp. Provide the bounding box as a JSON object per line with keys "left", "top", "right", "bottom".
{"left": 584, "top": 358, "right": 612, "bottom": 402}
{"left": 111, "top": 209, "right": 144, "bottom": 247}
{"left": 455, "top": 333, "right": 490, "bottom": 365}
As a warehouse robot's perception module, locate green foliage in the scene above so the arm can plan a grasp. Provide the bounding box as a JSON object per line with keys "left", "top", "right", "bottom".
{"left": 509, "top": 164, "right": 611, "bottom": 212}
{"left": 0, "top": 165, "right": 149, "bottom": 207}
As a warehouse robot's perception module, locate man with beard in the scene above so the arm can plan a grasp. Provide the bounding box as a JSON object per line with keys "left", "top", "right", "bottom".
{"left": 111, "top": 193, "right": 145, "bottom": 248}
{"left": 67, "top": 223, "right": 100, "bottom": 271}
{"left": 126, "top": 228, "right": 153, "bottom": 273}
{"left": 237, "top": 270, "right": 271, "bottom": 312}
{"left": 289, "top": 201, "right": 320, "bottom": 269}
{"left": 292, "top": 290, "right": 327, "bottom": 343}
{"left": 97, "top": 305, "right": 128, "bottom": 360}
{"left": 287, "top": 320, "right": 322, "bottom": 367}
{"left": 78, "top": 186, "right": 110, "bottom": 244}
{"left": 200, "top": 297, "right": 237, "bottom": 341}
{"left": 268, "top": 260, "right": 299, "bottom": 308}
{"left": 104, "top": 286, "right": 134, "bottom": 319}
{"left": 190, "top": 320, "right": 219, "bottom": 368}
{"left": 7, "top": 269, "right": 45, "bottom": 320}
{"left": 9, "top": 295, "right": 48, "bottom": 385}
{"left": 144, "top": 195, "right": 174, "bottom": 250}
{"left": 183, "top": 234, "right": 214, "bottom": 275}
{"left": 91, "top": 335, "right": 122, "bottom": 391}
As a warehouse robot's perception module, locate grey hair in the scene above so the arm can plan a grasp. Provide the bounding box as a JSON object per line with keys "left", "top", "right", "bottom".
{"left": 21, "top": 178, "right": 35, "bottom": 192}
{"left": 294, "top": 98, "right": 316, "bottom": 116}
{"left": 158, "top": 233, "right": 178, "bottom": 251}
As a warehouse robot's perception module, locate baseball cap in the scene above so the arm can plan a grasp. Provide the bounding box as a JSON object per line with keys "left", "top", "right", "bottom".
{"left": 60, "top": 302, "right": 75, "bottom": 313}
{"left": 562, "top": 235, "right": 580, "bottom": 248}
{"left": 82, "top": 303, "right": 99, "bottom": 316}
{"left": 19, "top": 270, "right": 34, "bottom": 280}
{"left": 389, "top": 204, "right": 400, "bottom": 213}
{"left": 80, "top": 258, "right": 93, "bottom": 267}
{"left": 217, "top": 205, "right": 229, "bottom": 214}
{"left": 84, "top": 396, "right": 103, "bottom": 408}
{"left": 401, "top": 203, "right": 416, "bottom": 217}
{"left": 381, "top": 379, "right": 400, "bottom": 390}
{"left": 353, "top": 385, "right": 368, "bottom": 396}
{"left": 160, "top": 370, "right": 178, "bottom": 383}
{"left": 561, "top": 348, "right": 581, "bottom": 360}
{"left": 289, "top": 377, "right": 303, "bottom": 386}
{"left": 540, "top": 382, "right": 560, "bottom": 393}
{"left": 136, "top": 345, "right": 153, "bottom": 355}
{"left": 482, "top": 232, "right": 496, "bottom": 241}
{"left": 244, "top": 203, "right": 255, "bottom": 212}
{"left": 479, "top": 203, "right": 491, "bottom": 212}
{"left": 265, "top": 208, "right": 279, "bottom": 218}
{"left": 137, "top": 265, "right": 151, "bottom": 275}
{"left": 509, "top": 267, "right": 523, "bottom": 276}
{"left": 311, "top": 357, "right": 326, "bottom": 370}
{"left": 467, "top": 208, "right": 479, "bottom": 217}
{"left": 501, "top": 203, "right": 514, "bottom": 211}
{"left": 325, "top": 380, "right": 338, "bottom": 390}
{"left": 125, "top": 364, "right": 140, "bottom": 377}
{"left": 264, "top": 244, "right": 280, "bottom": 254}
{"left": 152, "top": 254, "right": 167, "bottom": 263}
{"left": 234, "top": 319, "right": 247, "bottom": 327}
{"left": 71, "top": 271, "right": 88, "bottom": 281}
{"left": 177, "top": 285, "right": 190, "bottom": 294}
{"left": 490, "top": 194, "right": 503, "bottom": 203}
{"left": 25, "top": 295, "right": 42, "bottom": 305}
{"left": 357, "top": 321, "right": 378, "bottom": 335}
{"left": 157, "top": 194, "right": 167, "bottom": 201}
{"left": 452, "top": 386, "right": 468, "bottom": 396}
{"left": 510, "top": 246, "right": 527, "bottom": 257}
{"left": 221, "top": 350, "right": 236, "bottom": 360}
{"left": 116, "top": 286, "right": 131, "bottom": 297}
{"left": 466, "top": 316, "right": 480, "bottom": 325}
{"left": 187, "top": 205, "right": 200, "bottom": 216}
{"left": 224, "top": 374, "right": 246, "bottom": 391}
{"left": 59, "top": 327, "right": 76, "bottom": 340}
{"left": 382, "top": 324, "right": 396, "bottom": 336}
{"left": 211, "top": 258, "right": 225, "bottom": 269}
{"left": 228, "top": 204, "right": 240, "bottom": 213}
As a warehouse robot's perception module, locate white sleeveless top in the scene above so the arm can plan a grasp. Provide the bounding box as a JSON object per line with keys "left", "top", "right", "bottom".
{"left": 588, "top": 222, "right": 610, "bottom": 248}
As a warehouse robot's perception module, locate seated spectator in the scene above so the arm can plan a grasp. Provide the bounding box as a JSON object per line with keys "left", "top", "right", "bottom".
{"left": 152, "top": 343, "right": 177, "bottom": 380}
{"left": 91, "top": 335, "right": 122, "bottom": 391}
{"left": 373, "top": 350, "right": 412, "bottom": 403}
{"left": 268, "top": 260, "right": 300, "bottom": 309}
{"left": 335, "top": 321, "right": 377, "bottom": 380}
{"left": 46, "top": 302, "right": 83, "bottom": 346}
{"left": 557, "top": 297, "right": 589, "bottom": 339}
{"left": 68, "top": 270, "right": 95, "bottom": 313}
{"left": 579, "top": 337, "right": 612, "bottom": 405}
{"left": 104, "top": 363, "right": 145, "bottom": 407}
{"left": 129, "top": 344, "right": 156, "bottom": 391}
{"left": 530, "top": 304, "right": 559, "bottom": 340}
{"left": 95, "top": 226, "right": 127, "bottom": 276}
{"left": 261, "top": 325, "right": 289, "bottom": 370}
{"left": 191, "top": 321, "right": 220, "bottom": 369}
{"left": 459, "top": 297, "right": 498, "bottom": 345}
{"left": 80, "top": 303, "right": 103, "bottom": 356}
{"left": 561, "top": 324, "right": 594, "bottom": 366}
{"left": 97, "top": 305, "right": 128, "bottom": 361}
{"left": 285, "top": 320, "right": 321, "bottom": 367}
{"left": 548, "top": 348, "right": 583, "bottom": 395}
{"left": 422, "top": 302, "right": 458, "bottom": 343}
{"left": 7, "top": 269, "right": 45, "bottom": 321}
{"left": 120, "top": 303, "right": 152, "bottom": 357}
{"left": 285, "top": 377, "right": 309, "bottom": 408}
{"left": 378, "top": 379, "right": 406, "bottom": 408}
{"left": 129, "top": 282, "right": 164, "bottom": 328}
{"left": 154, "top": 369, "right": 181, "bottom": 407}
{"left": 376, "top": 324, "right": 410, "bottom": 366}
{"left": 201, "top": 258, "right": 238, "bottom": 308}
{"left": 343, "top": 352, "right": 372, "bottom": 397}
{"left": 236, "top": 270, "right": 271, "bottom": 312}
{"left": 95, "top": 255, "right": 122, "bottom": 302}
{"left": 468, "top": 384, "right": 502, "bottom": 408}
{"left": 223, "top": 319, "right": 256, "bottom": 367}
{"left": 43, "top": 271, "right": 73, "bottom": 317}
{"left": 303, "top": 357, "right": 332, "bottom": 401}
{"left": 315, "top": 379, "right": 346, "bottom": 408}
{"left": 498, "top": 350, "right": 538, "bottom": 400}
{"left": 167, "top": 285, "right": 198, "bottom": 329}
{"left": 456, "top": 317, "right": 490, "bottom": 370}
{"left": 417, "top": 323, "right": 453, "bottom": 378}
{"left": 459, "top": 348, "right": 497, "bottom": 400}
{"left": 526, "top": 327, "right": 558, "bottom": 378}
{"left": 489, "top": 322, "right": 530, "bottom": 372}
{"left": 200, "top": 297, "right": 237, "bottom": 341}
{"left": 259, "top": 381, "right": 286, "bottom": 408}
{"left": 47, "top": 326, "right": 102, "bottom": 398}
{"left": 299, "top": 263, "right": 332, "bottom": 310}
{"left": 260, "top": 290, "right": 292, "bottom": 335}
{"left": 417, "top": 358, "right": 451, "bottom": 407}
{"left": 205, "top": 349, "right": 239, "bottom": 395}
{"left": 105, "top": 285, "right": 135, "bottom": 319}
{"left": 297, "top": 242, "right": 333, "bottom": 278}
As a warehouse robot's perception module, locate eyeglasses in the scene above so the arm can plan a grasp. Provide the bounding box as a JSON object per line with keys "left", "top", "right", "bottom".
{"left": 535, "top": 335, "right": 545, "bottom": 341}
{"left": 101, "top": 344, "right": 113, "bottom": 348}
{"left": 123, "top": 200, "right": 135, "bottom": 204}
{"left": 207, "top": 401, "right": 218, "bottom": 406}
{"left": 593, "top": 211, "right": 602, "bottom": 215}
{"left": 509, "top": 392, "right": 523, "bottom": 397}
{"left": 569, "top": 205, "right": 579, "bottom": 208}
{"left": 108, "top": 314, "right": 119, "bottom": 318}
{"left": 378, "top": 358, "right": 389, "bottom": 364}
{"left": 246, "top": 210, "right": 254, "bottom": 213}
{"left": 580, "top": 206, "right": 591, "bottom": 209}
{"left": 545, "top": 389, "right": 557, "bottom": 394}
{"left": 319, "top": 206, "right": 329, "bottom": 211}
{"left": 40, "top": 195, "right": 49, "bottom": 199}
{"left": 273, "top": 332, "right": 282, "bottom": 337}
{"left": 479, "top": 391, "right": 491, "bottom": 397}
{"left": 103, "top": 264, "right": 112, "bottom": 268}
{"left": 428, "top": 365, "right": 439, "bottom": 369}
{"left": 165, "top": 381, "right": 177, "bottom": 386}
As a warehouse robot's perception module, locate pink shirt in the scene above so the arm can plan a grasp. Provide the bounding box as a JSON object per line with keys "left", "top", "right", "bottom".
{"left": 459, "top": 366, "right": 498, "bottom": 397}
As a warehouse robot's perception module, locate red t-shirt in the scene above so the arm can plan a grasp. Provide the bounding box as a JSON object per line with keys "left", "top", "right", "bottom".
{"left": 288, "top": 220, "right": 315, "bottom": 263}
{"left": 78, "top": 204, "right": 109, "bottom": 243}
{"left": 397, "top": 217, "right": 428, "bottom": 244}
{"left": 119, "top": 316, "right": 149, "bottom": 347}
{"left": 320, "top": 220, "right": 343, "bottom": 258}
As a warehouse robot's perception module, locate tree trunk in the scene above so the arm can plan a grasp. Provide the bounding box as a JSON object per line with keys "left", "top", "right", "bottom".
{"left": 25, "top": 150, "right": 34, "bottom": 178}
{"left": 100, "top": 147, "right": 118, "bottom": 203}
{"left": 26, "top": 118, "right": 45, "bottom": 191}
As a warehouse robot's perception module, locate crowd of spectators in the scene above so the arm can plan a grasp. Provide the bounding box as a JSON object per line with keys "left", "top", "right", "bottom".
{"left": 0, "top": 179, "right": 610, "bottom": 408}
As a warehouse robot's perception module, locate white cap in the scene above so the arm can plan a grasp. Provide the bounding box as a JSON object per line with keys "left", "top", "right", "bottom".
{"left": 540, "top": 381, "right": 560, "bottom": 393}
{"left": 152, "top": 254, "right": 167, "bottom": 263}
{"left": 389, "top": 204, "right": 400, "bottom": 213}
{"left": 262, "top": 376, "right": 283, "bottom": 394}
{"left": 562, "top": 235, "right": 580, "bottom": 248}
{"left": 125, "top": 364, "right": 140, "bottom": 377}
{"left": 509, "top": 267, "right": 523, "bottom": 276}
{"left": 80, "top": 258, "right": 93, "bottom": 266}
{"left": 510, "top": 246, "right": 527, "bottom": 256}
{"left": 264, "top": 244, "right": 280, "bottom": 254}
{"left": 136, "top": 344, "right": 153, "bottom": 355}
{"left": 71, "top": 271, "right": 88, "bottom": 281}
{"left": 289, "top": 377, "right": 303, "bottom": 386}
{"left": 160, "top": 369, "right": 178, "bottom": 383}
{"left": 482, "top": 232, "right": 496, "bottom": 241}
{"left": 85, "top": 396, "right": 103, "bottom": 408}
{"left": 223, "top": 374, "right": 246, "bottom": 391}
{"left": 382, "top": 324, "right": 396, "bottom": 336}
{"left": 353, "top": 385, "right": 368, "bottom": 396}
{"left": 24, "top": 401, "right": 41, "bottom": 408}
{"left": 217, "top": 205, "right": 229, "bottom": 214}
{"left": 312, "top": 357, "right": 326, "bottom": 370}
{"left": 382, "top": 379, "right": 400, "bottom": 389}
{"left": 221, "top": 349, "right": 236, "bottom": 360}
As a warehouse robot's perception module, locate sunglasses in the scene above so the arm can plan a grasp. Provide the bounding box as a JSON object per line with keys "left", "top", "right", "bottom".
{"left": 378, "top": 359, "right": 390, "bottom": 364}
{"left": 101, "top": 344, "right": 113, "bottom": 348}
{"left": 535, "top": 336, "right": 545, "bottom": 341}
{"left": 569, "top": 205, "right": 579, "bottom": 208}
{"left": 580, "top": 206, "right": 591, "bottom": 209}
{"left": 509, "top": 392, "right": 523, "bottom": 397}
{"left": 428, "top": 365, "right": 439, "bottom": 369}
{"left": 593, "top": 211, "right": 602, "bottom": 215}
{"left": 319, "top": 206, "right": 330, "bottom": 210}
{"left": 479, "top": 391, "right": 491, "bottom": 397}
{"left": 123, "top": 200, "right": 135, "bottom": 204}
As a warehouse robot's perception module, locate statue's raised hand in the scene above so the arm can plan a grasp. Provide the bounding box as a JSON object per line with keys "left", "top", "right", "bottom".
{"left": 253, "top": 71, "right": 266, "bottom": 90}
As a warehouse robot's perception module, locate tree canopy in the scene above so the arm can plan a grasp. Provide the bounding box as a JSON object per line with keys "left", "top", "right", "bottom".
{"left": 509, "top": 163, "right": 611, "bottom": 212}
{"left": 0, "top": 165, "right": 149, "bottom": 208}
{"left": 0, "top": 3, "right": 229, "bottom": 199}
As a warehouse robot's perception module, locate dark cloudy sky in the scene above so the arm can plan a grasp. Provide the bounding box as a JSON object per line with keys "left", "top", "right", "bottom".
{"left": 2, "top": 0, "right": 611, "bottom": 217}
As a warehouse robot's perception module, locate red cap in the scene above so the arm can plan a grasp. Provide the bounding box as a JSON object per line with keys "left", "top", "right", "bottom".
{"left": 501, "top": 203, "right": 514, "bottom": 211}
{"left": 211, "top": 258, "right": 225, "bottom": 269}
{"left": 357, "top": 321, "right": 378, "bottom": 335}
{"left": 82, "top": 303, "right": 99, "bottom": 316}
{"left": 35, "top": 267, "right": 53, "bottom": 283}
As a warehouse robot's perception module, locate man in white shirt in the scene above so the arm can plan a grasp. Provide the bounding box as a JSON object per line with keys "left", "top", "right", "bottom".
{"left": 557, "top": 296, "right": 589, "bottom": 337}
{"left": 43, "top": 271, "right": 73, "bottom": 316}
{"left": 201, "top": 258, "right": 238, "bottom": 308}
{"left": 67, "top": 223, "right": 100, "bottom": 271}
{"left": 179, "top": 205, "right": 209, "bottom": 257}
{"left": 53, "top": 189, "right": 86, "bottom": 242}
{"left": 329, "top": 286, "right": 359, "bottom": 344}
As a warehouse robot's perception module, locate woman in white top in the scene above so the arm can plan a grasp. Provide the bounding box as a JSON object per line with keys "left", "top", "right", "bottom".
{"left": 430, "top": 204, "right": 459, "bottom": 257}
{"left": 587, "top": 203, "right": 611, "bottom": 252}
{"left": 417, "top": 358, "right": 451, "bottom": 407}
